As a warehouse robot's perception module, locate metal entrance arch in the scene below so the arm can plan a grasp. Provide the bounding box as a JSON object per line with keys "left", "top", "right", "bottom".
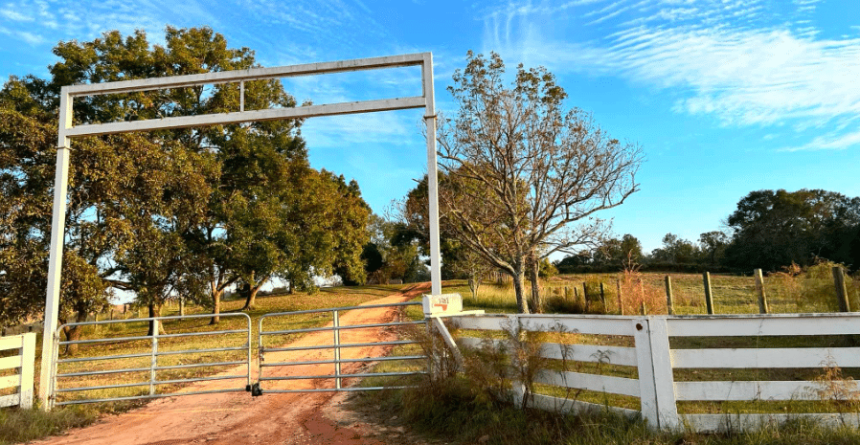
{"left": 42, "top": 53, "right": 444, "bottom": 409}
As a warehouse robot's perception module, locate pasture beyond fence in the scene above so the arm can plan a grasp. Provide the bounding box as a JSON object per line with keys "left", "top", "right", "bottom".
{"left": 450, "top": 313, "right": 860, "bottom": 432}
{"left": 0, "top": 333, "right": 36, "bottom": 409}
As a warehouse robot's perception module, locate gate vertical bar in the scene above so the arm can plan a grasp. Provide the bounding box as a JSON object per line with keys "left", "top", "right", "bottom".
{"left": 150, "top": 319, "right": 158, "bottom": 396}
{"left": 246, "top": 316, "right": 252, "bottom": 389}
{"left": 49, "top": 330, "right": 59, "bottom": 409}
{"left": 422, "top": 53, "right": 441, "bottom": 296}
{"left": 41, "top": 86, "right": 72, "bottom": 411}
{"left": 333, "top": 310, "right": 341, "bottom": 390}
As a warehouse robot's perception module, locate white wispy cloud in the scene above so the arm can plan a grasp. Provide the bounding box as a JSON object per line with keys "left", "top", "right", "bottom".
{"left": 0, "top": 8, "right": 33, "bottom": 22}
{"left": 0, "top": 25, "right": 43, "bottom": 45}
{"left": 481, "top": 0, "right": 860, "bottom": 151}
{"left": 0, "top": 0, "right": 219, "bottom": 47}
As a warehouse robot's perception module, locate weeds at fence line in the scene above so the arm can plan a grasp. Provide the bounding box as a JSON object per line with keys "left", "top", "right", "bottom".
{"left": 809, "top": 360, "right": 860, "bottom": 424}
{"left": 352, "top": 346, "right": 860, "bottom": 445}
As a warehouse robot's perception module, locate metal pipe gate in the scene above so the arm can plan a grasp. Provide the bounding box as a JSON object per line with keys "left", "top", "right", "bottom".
{"left": 50, "top": 313, "right": 252, "bottom": 407}
{"left": 255, "top": 302, "right": 428, "bottom": 394}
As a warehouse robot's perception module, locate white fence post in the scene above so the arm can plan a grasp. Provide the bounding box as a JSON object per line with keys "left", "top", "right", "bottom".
{"left": 633, "top": 317, "right": 679, "bottom": 430}
{"left": 20, "top": 332, "right": 35, "bottom": 409}
{"left": 0, "top": 333, "right": 36, "bottom": 409}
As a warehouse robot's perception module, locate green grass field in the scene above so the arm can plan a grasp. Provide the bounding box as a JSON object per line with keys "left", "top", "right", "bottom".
{"left": 445, "top": 269, "right": 860, "bottom": 316}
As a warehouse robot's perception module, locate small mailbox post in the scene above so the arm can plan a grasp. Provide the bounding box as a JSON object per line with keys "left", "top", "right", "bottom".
{"left": 422, "top": 293, "right": 483, "bottom": 367}
{"left": 422, "top": 293, "right": 465, "bottom": 317}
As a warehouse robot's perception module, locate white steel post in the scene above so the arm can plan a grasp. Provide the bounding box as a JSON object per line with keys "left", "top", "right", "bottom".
{"left": 40, "top": 87, "right": 72, "bottom": 411}
{"left": 422, "top": 53, "right": 442, "bottom": 296}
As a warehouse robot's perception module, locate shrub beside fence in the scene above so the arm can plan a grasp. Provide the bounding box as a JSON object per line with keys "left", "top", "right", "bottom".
{"left": 450, "top": 313, "right": 860, "bottom": 432}
{"left": 0, "top": 333, "right": 36, "bottom": 409}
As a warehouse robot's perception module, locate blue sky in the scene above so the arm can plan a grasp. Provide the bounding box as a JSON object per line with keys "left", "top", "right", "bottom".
{"left": 2, "top": 0, "right": 860, "bottom": 254}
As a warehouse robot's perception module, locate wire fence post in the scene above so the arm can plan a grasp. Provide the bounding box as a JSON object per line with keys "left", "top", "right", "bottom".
{"left": 665, "top": 276, "right": 674, "bottom": 315}
{"left": 754, "top": 269, "right": 769, "bottom": 314}
{"left": 703, "top": 272, "right": 715, "bottom": 315}
{"left": 600, "top": 282, "right": 606, "bottom": 310}
{"left": 832, "top": 266, "right": 851, "bottom": 312}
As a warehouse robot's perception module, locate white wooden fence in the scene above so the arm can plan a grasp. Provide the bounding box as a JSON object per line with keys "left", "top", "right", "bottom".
{"left": 450, "top": 313, "right": 860, "bottom": 432}
{"left": 0, "top": 333, "right": 36, "bottom": 409}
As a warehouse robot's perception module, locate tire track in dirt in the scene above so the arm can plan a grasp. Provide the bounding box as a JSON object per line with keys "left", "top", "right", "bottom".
{"left": 35, "top": 283, "right": 430, "bottom": 445}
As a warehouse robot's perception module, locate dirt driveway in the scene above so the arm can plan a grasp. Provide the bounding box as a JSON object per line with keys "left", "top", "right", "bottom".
{"left": 36, "top": 283, "right": 430, "bottom": 445}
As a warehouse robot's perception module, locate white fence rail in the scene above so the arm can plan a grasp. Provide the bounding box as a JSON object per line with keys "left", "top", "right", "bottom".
{"left": 450, "top": 313, "right": 860, "bottom": 432}
{"left": 0, "top": 333, "right": 36, "bottom": 409}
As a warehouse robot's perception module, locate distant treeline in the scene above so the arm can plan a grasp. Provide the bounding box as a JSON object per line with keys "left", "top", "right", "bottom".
{"left": 554, "top": 189, "right": 860, "bottom": 274}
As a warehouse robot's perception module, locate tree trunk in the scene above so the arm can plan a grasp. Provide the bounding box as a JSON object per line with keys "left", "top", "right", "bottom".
{"left": 528, "top": 252, "right": 542, "bottom": 313}
{"left": 242, "top": 275, "right": 269, "bottom": 311}
{"left": 247, "top": 286, "right": 260, "bottom": 309}
{"left": 468, "top": 274, "right": 480, "bottom": 302}
{"left": 61, "top": 311, "right": 89, "bottom": 355}
{"left": 147, "top": 303, "right": 166, "bottom": 336}
{"left": 210, "top": 288, "right": 223, "bottom": 325}
{"left": 512, "top": 268, "right": 530, "bottom": 314}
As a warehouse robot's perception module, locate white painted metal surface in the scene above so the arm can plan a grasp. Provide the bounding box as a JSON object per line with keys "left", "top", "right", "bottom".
{"left": 44, "top": 52, "right": 443, "bottom": 410}
{"left": 0, "top": 333, "right": 35, "bottom": 409}
{"left": 421, "top": 53, "right": 442, "bottom": 297}
{"left": 65, "top": 97, "right": 426, "bottom": 137}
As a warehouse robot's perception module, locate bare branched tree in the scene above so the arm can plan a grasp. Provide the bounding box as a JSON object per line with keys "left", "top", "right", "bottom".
{"left": 437, "top": 51, "right": 642, "bottom": 313}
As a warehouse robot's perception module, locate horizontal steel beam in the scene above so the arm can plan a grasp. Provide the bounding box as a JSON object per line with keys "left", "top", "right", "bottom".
{"left": 260, "top": 371, "right": 427, "bottom": 381}
{"left": 262, "top": 319, "right": 424, "bottom": 336}
{"left": 57, "top": 352, "right": 150, "bottom": 364}
{"left": 155, "top": 361, "right": 247, "bottom": 371}
{"left": 262, "top": 339, "right": 416, "bottom": 353}
{"left": 66, "top": 53, "right": 428, "bottom": 97}
{"left": 157, "top": 346, "right": 248, "bottom": 356}
{"left": 56, "top": 367, "right": 150, "bottom": 378}
{"left": 261, "top": 355, "right": 427, "bottom": 368}
{"left": 58, "top": 312, "right": 250, "bottom": 329}
{"left": 260, "top": 386, "right": 417, "bottom": 394}
{"left": 65, "top": 97, "right": 425, "bottom": 138}
{"left": 55, "top": 388, "right": 247, "bottom": 405}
